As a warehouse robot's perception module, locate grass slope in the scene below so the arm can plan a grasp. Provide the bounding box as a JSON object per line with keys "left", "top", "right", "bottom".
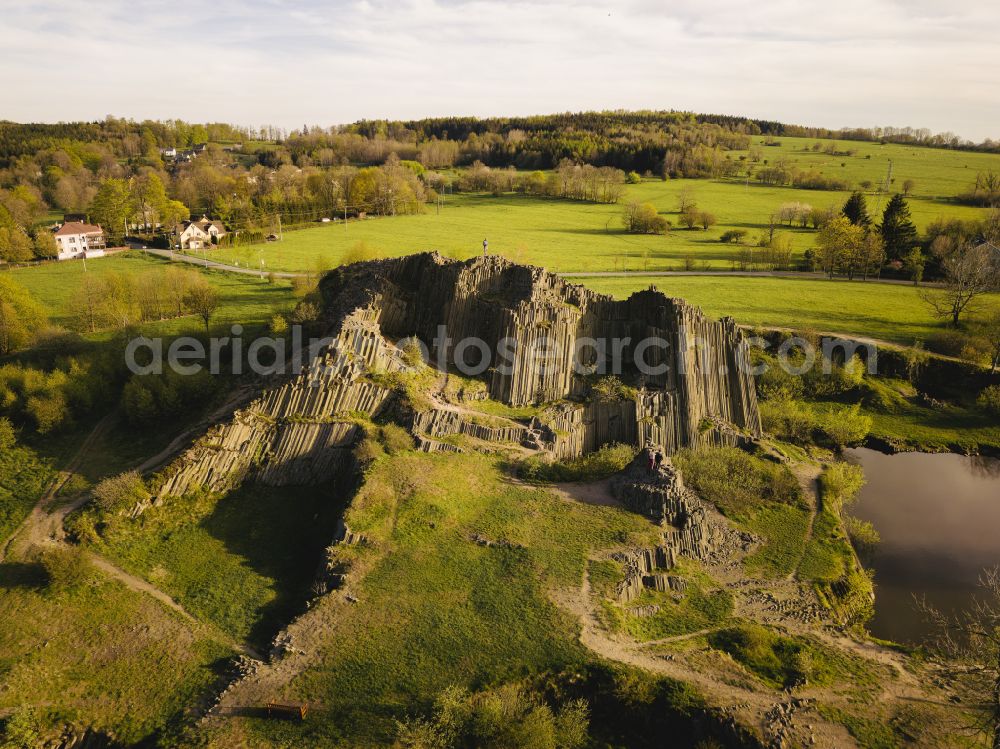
{"left": 90, "top": 482, "right": 350, "bottom": 648}
{"left": 228, "top": 451, "right": 660, "bottom": 746}
{"left": 0, "top": 564, "right": 231, "bottom": 744}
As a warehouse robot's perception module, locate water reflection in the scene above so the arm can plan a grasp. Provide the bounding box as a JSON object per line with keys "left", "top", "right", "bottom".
{"left": 844, "top": 448, "right": 1000, "bottom": 644}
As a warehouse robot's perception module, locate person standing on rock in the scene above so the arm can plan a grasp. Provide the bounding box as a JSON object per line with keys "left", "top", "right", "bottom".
{"left": 654, "top": 449, "right": 664, "bottom": 471}
{"left": 647, "top": 448, "right": 656, "bottom": 473}
{"left": 483, "top": 238, "right": 488, "bottom": 257}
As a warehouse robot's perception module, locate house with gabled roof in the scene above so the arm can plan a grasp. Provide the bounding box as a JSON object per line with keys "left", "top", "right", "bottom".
{"left": 54, "top": 221, "right": 106, "bottom": 261}
{"left": 175, "top": 216, "right": 227, "bottom": 249}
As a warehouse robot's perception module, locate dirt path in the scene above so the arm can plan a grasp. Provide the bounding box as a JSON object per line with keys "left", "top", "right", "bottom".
{"left": 787, "top": 464, "right": 822, "bottom": 582}
{"left": 0, "top": 416, "right": 114, "bottom": 562}
{"left": 551, "top": 567, "right": 858, "bottom": 747}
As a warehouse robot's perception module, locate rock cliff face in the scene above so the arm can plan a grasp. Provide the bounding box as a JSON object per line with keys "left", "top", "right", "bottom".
{"left": 158, "top": 252, "right": 760, "bottom": 497}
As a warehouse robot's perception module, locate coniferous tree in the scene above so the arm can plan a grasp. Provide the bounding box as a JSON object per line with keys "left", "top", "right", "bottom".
{"left": 842, "top": 191, "right": 871, "bottom": 229}
{"left": 879, "top": 193, "right": 918, "bottom": 262}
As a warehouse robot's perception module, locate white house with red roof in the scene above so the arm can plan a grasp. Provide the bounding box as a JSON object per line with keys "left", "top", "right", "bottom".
{"left": 54, "top": 222, "right": 106, "bottom": 261}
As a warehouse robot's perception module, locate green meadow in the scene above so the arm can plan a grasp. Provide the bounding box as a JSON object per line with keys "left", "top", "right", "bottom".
{"left": 5, "top": 251, "right": 296, "bottom": 334}
{"left": 578, "top": 274, "right": 1000, "bottom": 345}
{"left": 211, "top": 135, "right": 997, "bottom": 274}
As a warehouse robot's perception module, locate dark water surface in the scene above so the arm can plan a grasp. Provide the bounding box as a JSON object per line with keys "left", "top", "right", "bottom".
{"left": 844, "top": 447, "right": 1000, "bottom": 644}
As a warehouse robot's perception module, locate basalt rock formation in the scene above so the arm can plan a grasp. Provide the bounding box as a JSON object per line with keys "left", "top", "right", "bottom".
{"left": 158, "top": 253, "right": 760, "bottom": 498}
{"left": 609, "top": 449, "right": 749, "bottom": 603}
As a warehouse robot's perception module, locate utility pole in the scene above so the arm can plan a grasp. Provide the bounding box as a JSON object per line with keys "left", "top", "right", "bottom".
{"left": 277, "top": 214, "right": 283, "bottom": 241}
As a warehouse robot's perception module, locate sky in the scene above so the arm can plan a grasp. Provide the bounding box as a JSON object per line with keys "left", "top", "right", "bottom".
{"left": 2, "top": 0, "right": 998, "bottom": 141}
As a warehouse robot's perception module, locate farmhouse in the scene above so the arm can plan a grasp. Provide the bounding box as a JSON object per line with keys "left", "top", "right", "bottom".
{"left": 54, "top": 221, "right": 106, "bottom": 261}
{"left": 175, "top": 216, "right": 227, "bottom": 249}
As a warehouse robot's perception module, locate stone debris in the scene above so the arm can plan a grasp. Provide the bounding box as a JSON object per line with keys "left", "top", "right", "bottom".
{"left": 627, "top": 604, "right": 661, "bottom": 618}
{"left": 270, "top": 633, "right": 305, "bottom": 659}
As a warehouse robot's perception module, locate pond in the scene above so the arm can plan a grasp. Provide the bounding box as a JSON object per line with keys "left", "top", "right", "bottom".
{"left": 844, "top": 447, "right": 1000, "bottom": 644}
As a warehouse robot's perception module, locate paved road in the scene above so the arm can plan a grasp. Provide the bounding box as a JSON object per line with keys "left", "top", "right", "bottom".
{"left": 142, "top": 248, "right": 938, "bottom": 288}
{"left": 560, "top": 269, "right": 941, "bottom": 287}
{"left": 140, "top": 248, "right": 305, "bottom": 278}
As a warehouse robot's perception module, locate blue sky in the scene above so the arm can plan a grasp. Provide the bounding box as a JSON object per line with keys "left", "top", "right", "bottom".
{"left": 2, "top": 0, "right": 997, "bottom": 140}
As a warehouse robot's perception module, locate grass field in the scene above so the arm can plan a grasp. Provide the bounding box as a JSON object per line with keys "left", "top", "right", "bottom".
{"left": 579, "top": 274, "right": 1000, "bottom": 345}
{"left": 0, "top": 562, "right": 231, "bottom": 744}
{"left": 208, "top": 135, "right": 998, "bottom": 274}
{"left": 4, "top": 252, "right": 296, "bottom": 335}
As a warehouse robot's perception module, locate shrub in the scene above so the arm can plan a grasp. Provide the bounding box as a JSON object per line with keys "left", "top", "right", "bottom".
{"left": 0, "top": 416, "right": 14, "bottom": 449}
{"left": 270, "top": 314, "right": 288, "bottom": 334}
{"left": 397, "top": 682, "right": 589, "bottom": 749}
{"left": 759, "top": 398, "right": 814, "bottom": 443}
{"left": 708, "top": 624, "right": 813, "bottom": 688}
{"left": 674, "top": 447, "right": 801, "bottom": 517}
{"left": 40, "top": 545, "right": 91, "bottom": 589}
{"left": 845, "top": 516, "right": 880, "bottom": 552}
{"left": 819, "top": 462, "right": 866, "bottom": 510}
{"left": 0, "top": 706, "right": 41, "bottom": 749}
{"left": 720, "top": 229, "right": 747, "bottom": 244}
{"left": 977, "top": 385, "right": 1000, "bottom": 416}
{"left": 92, "top": 471, "right": 150, "bottom": 515}
{"left": 377, "top": 423, "right": 413, "bottom": 455}
{"left": 25, "top": 390, "right": 70, "bottom": 434}
{"left": 589, "top": 376, "right": 637, "bottom": 402}
{"left": 815, "top": 404, "right": 871, "bottom": 447}
{"left": 353, "top": 435, "right": 385, "bottom": 465}
{"left": 518, "top": 443, "right": 635, "bottom": 483}
{"left": 926, "top": 330, "right": 982, "bottom": 360}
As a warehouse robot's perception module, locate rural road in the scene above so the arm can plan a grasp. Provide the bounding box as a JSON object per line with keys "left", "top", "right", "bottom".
{"left": 140, "top": 248, "right": 936, "bottom": 288}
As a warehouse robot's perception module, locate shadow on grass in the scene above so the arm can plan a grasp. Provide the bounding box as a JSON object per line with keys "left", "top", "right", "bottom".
{"left": 0, "top": 561, "right": 49, "bottom": 589}
{"left": 197, "top": 478, "right": 354, "bottom": 648}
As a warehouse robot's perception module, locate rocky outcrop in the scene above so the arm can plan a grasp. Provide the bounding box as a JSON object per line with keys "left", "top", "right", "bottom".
{"left": 608, "top": 450, "right": 749, "bottom": 603}
{"left": 158, "top": 253, "right": 760, "bottom": 498}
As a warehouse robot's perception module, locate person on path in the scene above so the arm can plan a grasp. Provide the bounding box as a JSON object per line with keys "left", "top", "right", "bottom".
{"left": 483, "top": 238, "right": 488, "bottom": 257}
{"left": 647, "top": 449, "right": 656, "bottom": 473}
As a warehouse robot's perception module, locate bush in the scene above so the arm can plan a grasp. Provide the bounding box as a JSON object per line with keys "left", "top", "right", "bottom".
{"left": 518, "top": 443, "right": 635, "bottom": 483}
{"left": 40, "top": 545, "right": 91, "bottom": 589}
{"left": 589, "top": 376, "right": 636, "bottom": 402}
{"left": 815, "top": 404, "right": 871, "bottom": 447}
{"left": 0, "top": 416, "right": 14, "bottom": 449}
{"left": 377, "top": 423, "right": 413, "bottom": 455}
{"left": 925, "top": 330, "right": 991, "bottom": 363}
{"left": 708, "top": 624, "right": 814, "bottom": 689}
{"left": 977, "top": 385, "right": 1000, "bottom": 416}
{"left": 397, "top": 683, "right": 589, "bottom": 749}
{"left": 819, "top": 462, "right": 865, "bottom": 510}
{"left": 92, "top": 471, "right": 150, "bottom": 515}
{"left": 720, "top": 229, "right": 747, "bottom": 244}
{"left": 845, "top": 516, "right": 880, "bottom": 552}
{"left": 0, "top": 706, "right": 41, "bottom": 749}
{"left": 674, "top": 447, "right": 801, "bottom": 517}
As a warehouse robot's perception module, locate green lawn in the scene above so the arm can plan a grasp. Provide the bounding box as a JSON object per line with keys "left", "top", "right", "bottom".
{"left": 203, "top": 135, "right": 996, "bottom": 275}
{"left": 579, "top": 274, "right": 1000, "bottom": 345}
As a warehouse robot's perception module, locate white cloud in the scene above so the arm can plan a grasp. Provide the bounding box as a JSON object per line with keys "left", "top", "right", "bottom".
{"left": 0, "top": 0, "right": 997, "bottom": 140}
